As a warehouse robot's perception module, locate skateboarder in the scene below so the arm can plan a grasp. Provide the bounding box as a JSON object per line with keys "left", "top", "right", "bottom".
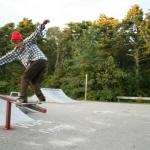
{"left": 0, "top": 19, "right": 50, "bottom": 104}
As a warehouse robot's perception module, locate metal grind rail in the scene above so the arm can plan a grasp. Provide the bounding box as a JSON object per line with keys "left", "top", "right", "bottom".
{"left": 0, "top": 95, "right": 47, "bottom": 130}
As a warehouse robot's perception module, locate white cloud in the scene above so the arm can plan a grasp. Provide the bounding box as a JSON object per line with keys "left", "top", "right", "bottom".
{"left": 0, "top": 0, "right": 149, "bottom": 28}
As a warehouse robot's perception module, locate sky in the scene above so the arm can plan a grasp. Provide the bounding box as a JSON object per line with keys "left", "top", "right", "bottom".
{"left": 0, "top": 0, "right": 149, "bottom": 29}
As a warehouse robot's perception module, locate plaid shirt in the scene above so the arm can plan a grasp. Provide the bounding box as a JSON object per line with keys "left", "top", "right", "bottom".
{"left": 0, "top": 24, "right": 48, "bottom": 68}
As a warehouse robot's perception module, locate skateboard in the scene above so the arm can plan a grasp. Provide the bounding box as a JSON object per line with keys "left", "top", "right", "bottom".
{"left": 0, "top": 95, "right": 47, "bottom": 113}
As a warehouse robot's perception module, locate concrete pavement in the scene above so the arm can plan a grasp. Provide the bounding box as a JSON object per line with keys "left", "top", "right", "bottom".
{"left": 0, "top": 101, "right": 150, "bottom": 150}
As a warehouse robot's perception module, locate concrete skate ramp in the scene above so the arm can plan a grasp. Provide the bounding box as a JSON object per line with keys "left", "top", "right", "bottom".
{"left": 0, "top": 99, "right": 34, "bottom": 126}
{"left": 29, "top": 88, "right": 76, "bottom": 103}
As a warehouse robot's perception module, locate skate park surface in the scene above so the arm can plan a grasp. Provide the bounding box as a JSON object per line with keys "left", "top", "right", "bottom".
{"left": 0, "top": 89, "right": 150, "bottom": 150}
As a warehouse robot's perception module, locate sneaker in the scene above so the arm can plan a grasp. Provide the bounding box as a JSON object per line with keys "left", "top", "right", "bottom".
{"left": 38, "top": 99, "right": 46, "bottom": 104}
{"left": 40, "top": 99, "right": 46, "bottom": 102}
{"left": 16, "top": 98, "right": 27, "bottom": 104}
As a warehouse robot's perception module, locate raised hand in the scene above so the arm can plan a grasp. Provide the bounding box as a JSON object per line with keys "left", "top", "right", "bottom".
{"left": 43, "top": 19, "right": 50, "bottom": 25}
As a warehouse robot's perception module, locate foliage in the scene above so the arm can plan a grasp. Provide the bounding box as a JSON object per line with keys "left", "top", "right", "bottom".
{"left": 1, "top": 5, "right": 150, "bottom": 101}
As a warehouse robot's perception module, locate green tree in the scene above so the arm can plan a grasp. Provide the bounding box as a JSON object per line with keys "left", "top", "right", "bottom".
{"left": 0, "top": 23, "right": 15, "bottom": 93}
{"left": 60, "top": 19, "right": 125, "bottom": 100}
{"left": 115, "top": 4, "right": 146, "bottom": 96}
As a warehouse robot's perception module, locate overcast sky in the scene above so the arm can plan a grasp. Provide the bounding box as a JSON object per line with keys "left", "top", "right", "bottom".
{"left": 0, "top": 0, "right": 149, "bottom": 28}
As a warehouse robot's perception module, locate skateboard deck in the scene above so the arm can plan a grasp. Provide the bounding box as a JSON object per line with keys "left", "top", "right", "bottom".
{"left": 21, "top": 104, "right": 47, "bottom": 113}
{"left": 0, "top": 95, "right": 47, "bottom": 113}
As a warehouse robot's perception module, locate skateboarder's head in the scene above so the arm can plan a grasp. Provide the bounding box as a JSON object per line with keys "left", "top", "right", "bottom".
{"left": 11, "top": 31, "right": 23, "bottom": 47}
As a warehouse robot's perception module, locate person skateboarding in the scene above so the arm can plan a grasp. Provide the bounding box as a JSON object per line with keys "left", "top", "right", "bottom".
{"left": 0, "top": 19, "right": 50, "bottom": 104}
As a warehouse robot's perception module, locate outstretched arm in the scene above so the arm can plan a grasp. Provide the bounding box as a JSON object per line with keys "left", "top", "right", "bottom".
{"left": 24, "top": 19, "right": 50, "bottom": 42}
{"left": 0, "top": 49, "right": 18, "bottom": 66}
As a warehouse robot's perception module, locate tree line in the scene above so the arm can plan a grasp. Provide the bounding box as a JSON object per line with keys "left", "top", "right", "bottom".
{"left": 0, "top": 4, "right": 150, "bottom": 101}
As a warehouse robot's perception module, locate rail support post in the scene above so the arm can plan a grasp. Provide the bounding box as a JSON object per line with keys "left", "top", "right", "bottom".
{"left": 5, "top": 100, "right": 12, "bottom": 130}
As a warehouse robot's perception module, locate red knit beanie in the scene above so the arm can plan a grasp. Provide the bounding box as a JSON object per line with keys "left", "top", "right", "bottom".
{"left": 11, "top": 31, "right": 23, "bottom": 42}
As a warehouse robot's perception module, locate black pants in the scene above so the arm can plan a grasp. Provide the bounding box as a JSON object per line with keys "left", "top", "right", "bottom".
{"left": 20, "top": 59, "right": 47, "bottom": 101}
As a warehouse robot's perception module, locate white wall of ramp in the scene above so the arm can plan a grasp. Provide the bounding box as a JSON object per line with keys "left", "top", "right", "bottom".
{"left": 29, "top": 88, "right": 76, "bottom": 103}
{"left": 0, "top": 99, "right": 34, "bottom": 126}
